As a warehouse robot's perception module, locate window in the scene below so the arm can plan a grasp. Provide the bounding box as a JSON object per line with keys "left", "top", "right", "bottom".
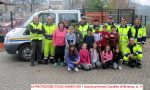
{"left": 59, "top": 13, "right": 78, "bottom": 23}
{"left": 38, "top": 13, "right": 56, "bottom": 24}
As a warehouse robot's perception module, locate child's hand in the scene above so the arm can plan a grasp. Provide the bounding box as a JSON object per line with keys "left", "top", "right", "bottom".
{"left": 89, "top": 64, "right": 92, "bottom": 67}
{"left": 110, "top": 35, "right": 114, "bottom": 37}
{"left": 103, "top": 60, "right": 106, "bottom": 63}
{"left": 105, "top": 35, "right": 108, "bottom": 38}
{"left": 74, "top": 62, "right": 78, "bottom": 64}
{"left": 129, "top": 54, "right": 133, "bottom": 58}
{"left": 76, "top": 60, "right": 80, "bottom": 64}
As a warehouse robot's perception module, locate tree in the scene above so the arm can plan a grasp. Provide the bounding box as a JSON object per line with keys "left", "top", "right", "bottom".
{"left": 64, "top": 0, "right": 79, "bottom": 9}
{"left": 85, "top": 0, "right": 109, "bottom": 10}
{"left": 27, "top": 0, "right": 46, "bottom": 12}
{"left": 14, "top": 0, "right": 46, "bottom": 12}
{"left": 107, "top": 0, "right": 131, "bottom": 9}
{"left": 85, "top": 0, "right": 101, "bottom": 10}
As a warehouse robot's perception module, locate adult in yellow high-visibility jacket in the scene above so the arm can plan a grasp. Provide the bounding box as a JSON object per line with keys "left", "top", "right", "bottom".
{"left": 92, "top": 19, "right": 102, "bottom": 33}
{"left": 104, "top": 16, "right": 117, "bottom": 32}
{"left": 123, "top": 38, "right": 143, "bottom": 68}
{"left": 79, "top": 16, "right": 89, "bottom": 37}
{"left": 43, "top": 16, "right": 57, "bottom": 64}
{"left": 131, "top": 18, "right": 147, "bottom": 48}
{"left": 117, "top": 17, "right": 132, "bottom": 53}
{"left": 28, "top": 16, "right": 45, "bottom": 66}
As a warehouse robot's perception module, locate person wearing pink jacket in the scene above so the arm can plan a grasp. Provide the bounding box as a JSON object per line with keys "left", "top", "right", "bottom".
{"left": 53, "top": 22, "right": 67, "bottom": 66}
{"left": 79, "top": 43, "right": 92, "bottom": 71}
{"left": 101, "top": 45, "right": 113, "bottom": 69}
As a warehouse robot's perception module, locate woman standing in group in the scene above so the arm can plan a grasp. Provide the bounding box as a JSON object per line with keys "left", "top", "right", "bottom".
{"left": 53, "top": 22, "right": 67, "bottom": 66}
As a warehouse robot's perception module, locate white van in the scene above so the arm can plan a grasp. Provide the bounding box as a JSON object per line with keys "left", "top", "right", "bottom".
{"left": 4, "top": 10, "right": 81, "bottom": 61}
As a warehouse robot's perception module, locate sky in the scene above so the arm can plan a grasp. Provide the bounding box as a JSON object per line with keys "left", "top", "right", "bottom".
{"left": 133, "top": 0, "right": 150, "bottom": 5}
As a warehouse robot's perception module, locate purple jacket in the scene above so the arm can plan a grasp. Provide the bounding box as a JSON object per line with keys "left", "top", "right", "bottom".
{"left": 66, "top": 49, "right": 80, "bottom": 64}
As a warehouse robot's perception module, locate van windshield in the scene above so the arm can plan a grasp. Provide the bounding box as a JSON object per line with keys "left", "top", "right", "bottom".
{"left": 59, "top": 13, "right": 78, "bottom": 23}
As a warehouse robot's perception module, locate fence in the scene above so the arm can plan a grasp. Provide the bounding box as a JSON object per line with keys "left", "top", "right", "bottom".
{"left": 82, "top": 9, "right": 135, "bottom": 24}
{"left": 82, "top": 9, "right": 149, "bottom": 37}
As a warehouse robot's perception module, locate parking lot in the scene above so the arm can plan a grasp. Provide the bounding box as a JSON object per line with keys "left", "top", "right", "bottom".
{"left": 0, "top": 43, "right": 150, "bottom": 90}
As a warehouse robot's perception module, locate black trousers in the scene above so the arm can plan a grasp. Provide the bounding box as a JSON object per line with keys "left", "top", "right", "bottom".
{"left": 102, "top": 60, "right": 113, "bottom": 69}
{"left": 128, "top": 58, "right": 141, "bottom": 68}
{"left": 111, "top": 46, "right": 116, "bottom": 52}
{"left": 54, "top": 46, "right": 65, "bottom": 63}
{"left": 113, "top": 57, "right": 122, "bottom": 65}
{"left": 75, "top": 43, "right": 81, "bottom": 51}
{"left": 30, "top": 40, "right": 42, "bottom": 63}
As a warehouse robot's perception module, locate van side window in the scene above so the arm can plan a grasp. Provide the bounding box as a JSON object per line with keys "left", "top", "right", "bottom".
{"left": 59, "top": 13, "right": 78, "bottom": 23}
{"left": 38, "top": 13, "right": 56, "bottom": 24}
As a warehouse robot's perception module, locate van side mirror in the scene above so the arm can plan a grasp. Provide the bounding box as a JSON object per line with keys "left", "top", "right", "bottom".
{"left": 23, "top": 29, "right": 30, "bottom": 35}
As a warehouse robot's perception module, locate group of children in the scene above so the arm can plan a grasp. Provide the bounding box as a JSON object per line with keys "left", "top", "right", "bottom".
{"left": 64, "top": 24, "right": 123, "bottom": 72}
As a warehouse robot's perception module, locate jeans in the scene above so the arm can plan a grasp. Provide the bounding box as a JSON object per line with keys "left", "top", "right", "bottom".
{"left": 91, "top": 60, "right": 101, "bottom": 69}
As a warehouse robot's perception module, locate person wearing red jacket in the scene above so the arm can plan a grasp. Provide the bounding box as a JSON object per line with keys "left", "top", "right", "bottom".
{"left": 100, "top": 25, "right": 110, "bottom": 51}
{"left": 109, "top": 25, "right": 119, "bottom": 51}
{"left": 79, "top": 43, "right": 92, "bottom": 71}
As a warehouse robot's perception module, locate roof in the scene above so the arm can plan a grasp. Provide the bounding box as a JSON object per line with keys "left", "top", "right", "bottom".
{"left": 40, "top": 9, "right": 80, "bottom": 13}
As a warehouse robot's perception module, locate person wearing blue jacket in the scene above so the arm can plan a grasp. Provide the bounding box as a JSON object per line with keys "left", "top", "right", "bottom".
{"left": 66, "top": 43, "right": 80, "bottom": 72}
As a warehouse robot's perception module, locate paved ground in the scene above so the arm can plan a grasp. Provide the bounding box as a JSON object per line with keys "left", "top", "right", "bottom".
{"left": 0, "top": 45, "right": 150, "bottom": 90}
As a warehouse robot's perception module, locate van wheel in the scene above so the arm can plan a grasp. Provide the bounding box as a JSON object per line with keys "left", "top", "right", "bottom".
{"left": 18, "top": 44, "right": 31, "bottom": 61}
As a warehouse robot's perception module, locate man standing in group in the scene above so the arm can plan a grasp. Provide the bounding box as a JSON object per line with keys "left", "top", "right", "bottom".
{"left": 92, "top": 19, "right": 102, "bottom": 32}
{"left": 28, "top": 16, "right": 45, "bottom": 66}
{"left": 131, "top": 18, "right": 147, "bottom": 48}
{"left": 79, "top": 16, "right": 89, "bottom": 37}
{"left": 105, "top": 16, "right": 117, "bottom": 32}
{"left": 43, "top": 16, "right": 57, "bottom": 64}
{"left": 117, "top": 17, "right": 132, "bottom": 53}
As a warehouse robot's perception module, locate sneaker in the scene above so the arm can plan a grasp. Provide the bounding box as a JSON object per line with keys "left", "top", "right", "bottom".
{"left": 68, "top": 67, "right": 72, "bottom": 71}
{"left": 60, "top": 62, "right": 64, "bottom": 66}
{"left": 113, "top": 63, "right": 118, "bottom": 69}
{"left": 136, "top": 64, "right": 142, "bottom": 68}
{"left": 118, "top": 66, "right": 122, "bottom": 70}
{"left": 53, "top": 63, "right": 58, "bottom": 67}
{"left": 136, "top": 59, "right": 142, "bottom": 68}
{"left": 50, "top": 57, "right": 54, "bottom": 59}
{"left": 31, "top": 62, "right": 34, "bottom": 66}
{"left": 44, "top": 58, "right": 48, "bottom": 64}
{"left": 49, "top": 59, "right": 54, "bottom": 64}
{"left": 129, "top": 64, "right": 135, "bottom": 68}
{"left": 38, "top": 61, "right": 43, "bottom": 64}
{"left": 44, "top": 57, "right": 47, "bottom": 60}
{"left": 74, "top": 67, "right": 79, "bottom": 72}
{"left": 120, "top": 59, "right": 123, "bottom": 64}
{"left": 45, "top": 59, "right": 48, "bottom": 64}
